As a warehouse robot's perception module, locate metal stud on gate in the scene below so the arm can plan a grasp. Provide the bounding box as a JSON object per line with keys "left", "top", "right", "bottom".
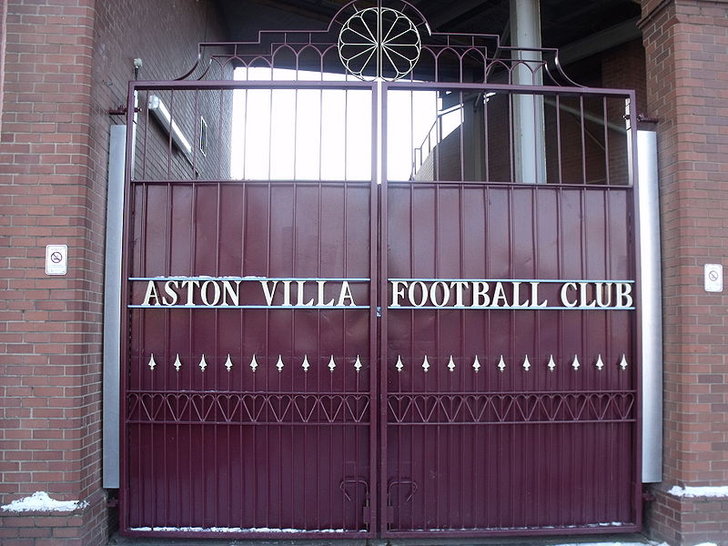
{"left": 572, "top": 355, "right": 581, "bottom": 371}
{"left": 547, "top": 354, "right": 556, "bottom": 372}
{"left": 522, "top": 355, "right": 531, "bottom": 371}
{"left": 421, "top": 355, "right": 431, "bottom": 372}
{"left": 497, "top": 355, "right": 506, "bottom": 372}
{"left": 619, "top": 354, "right": 629, "bottom": 370}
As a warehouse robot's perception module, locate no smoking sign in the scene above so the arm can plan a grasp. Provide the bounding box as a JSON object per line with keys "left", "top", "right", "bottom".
{"left": 704, "top": 263, "right": 723, "bottom": 293}
{"left": 45, "top": 244, "right": 68, "bottom": 276}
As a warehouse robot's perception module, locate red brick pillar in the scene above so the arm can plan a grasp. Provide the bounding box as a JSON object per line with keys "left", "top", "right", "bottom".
{"left": 640, "top": 0, "right": 728, "bottom": 543}
{"left": 0, "top": 0, "right": 108, "bottom": 544}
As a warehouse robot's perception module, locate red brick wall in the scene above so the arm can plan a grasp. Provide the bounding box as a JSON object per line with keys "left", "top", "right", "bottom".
{"left": 0, "top": 0, "right": 103, "bottom": 542}
{"left": 0, "top": 0, "right": 227, "bottom": 544}
{"left": 640, "top": 0, "right": 728, "bottom": 543}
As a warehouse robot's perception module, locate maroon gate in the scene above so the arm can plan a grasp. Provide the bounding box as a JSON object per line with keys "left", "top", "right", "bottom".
{"left": 120, "top": 1, "right": 641, "bottom": 538}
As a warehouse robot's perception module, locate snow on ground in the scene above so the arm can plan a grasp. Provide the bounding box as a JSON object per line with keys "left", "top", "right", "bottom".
{"left": 669, "top": 484, "right": 728, "bottom": 498}
{"left": 554, "top": 542, "right": 668, "bottom": 546}
{"left": 1, "top": 491, "right": 86, "bottom": 512}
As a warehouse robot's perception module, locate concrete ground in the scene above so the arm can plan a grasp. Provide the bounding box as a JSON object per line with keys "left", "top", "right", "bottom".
{"left": 108, "top": 532, "right": 664, "bottom": 546}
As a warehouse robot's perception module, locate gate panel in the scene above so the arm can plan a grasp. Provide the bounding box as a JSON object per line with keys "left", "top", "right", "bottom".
{"left": 122, "top": 82, "right": 377, "bottom": 537}
{"left": 383, "top": 181, "right": 638, "bottom": 533}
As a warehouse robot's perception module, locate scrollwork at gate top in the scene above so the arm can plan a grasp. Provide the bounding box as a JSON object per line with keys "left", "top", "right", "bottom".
{"left": 178, "top": 0, "right": 579, "bottom": 86}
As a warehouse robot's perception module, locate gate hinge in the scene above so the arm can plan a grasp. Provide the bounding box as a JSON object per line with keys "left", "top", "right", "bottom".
{"left": 108, "top": 105, "right": 141, "bottom": 116}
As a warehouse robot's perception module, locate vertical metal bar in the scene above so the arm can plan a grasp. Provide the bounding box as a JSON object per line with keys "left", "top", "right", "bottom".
{"left": 626, "top": 93, "right": 644, "bottom": 526}
{"left": 166, "top": 91, "right": 174, "bottom": 177}
{"left": 603, "top": 97, "right": 610, "bottom": 185}
{"left": 267, "top": 87, "right": 274, "bottom": 180}
{"left": 378, "top": 81, "right": 388, "bottom": 535}
{"left": 102, "top": 124, "right": 126, "bottom": 490}
{"left": 141, "top": 90, "right": 150, "bottom": 181}
{"left": 483, "top": 91, "right": 490, "bottom": 182}
{"left": 192, "top": 89, "right": 200, "bottom": 173}
{"left": 580, "top": 96, "right": 587, "bottom": 184}
{"left": 214, "top": 182, "right": 222, "bottom": 523}
{"left": 434, "top": 92, "right": 441, "bottom": 181}
{"left": 164, "top": 182, "right": 172, "bottom": 525}
{"left": 410, "top": 89, "right": 415, "bottom": 180}
{"left": 242, "top": 85, "right": 249, "bottom": 180}
{"left": 508, "top": 93, "right": 515, "bottom": 183}
{"left": 345, "top": 89, "right": 349, "bottom": 181}
{"left": 556, "top": 95, "right": 563, "bottom": 184}
{"left": 318, "top": 88, "right": 323, "bottom": 181}
{"left": 459, "top": 90, "right": 465, "bottom": 181}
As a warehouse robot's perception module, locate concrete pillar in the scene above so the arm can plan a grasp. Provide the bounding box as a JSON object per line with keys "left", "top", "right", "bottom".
{"left": 510, "top": 0, "right": 546, "bottom": 183}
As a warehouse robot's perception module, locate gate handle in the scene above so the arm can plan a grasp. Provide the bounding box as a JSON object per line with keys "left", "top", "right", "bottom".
{"left": 339, "top": 478, "right": 369, "bottom": 502}
{"left": 388, "top": 479, "right": 418, "bottom": 503}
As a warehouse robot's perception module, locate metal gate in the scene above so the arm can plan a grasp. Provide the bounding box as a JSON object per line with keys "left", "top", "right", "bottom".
{"left": 120, "top": 1, "right": 641, "bottom": 538}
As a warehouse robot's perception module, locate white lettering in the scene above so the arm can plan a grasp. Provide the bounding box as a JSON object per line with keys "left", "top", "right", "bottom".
{"left": 530, "top": 282, "right": 547, "bottom": 307}
{"left": 512, "top": 282, "right": 527, "bottom": 307}
{"left": 296, "top": 280, "right": 315, "bottom": 307}
{"left": 595, "top": 282, "right": 612, "bottom": 308}
{"left": 408, "top": 281, "right": 428, "bottom": 307}
{"left": 282, "top": 280, "right": 292, "bottom": 306}
{"left": 162, "top": 281, "right": 179, "bottom": 306}
{"left": 337, "top": 281, "right": 356, "bottom": 307}
{"left": 491, "top": 281, "right": 509, "bottom": 308}
{"left": 578, "top": 282, "right": 596, "bottom": 308}
{"left": 471, "top": 281, "right": 490, "bottom": 307}
{"left": 181, "top": 280, "right": 200, "bottom": 306}
{"left": 560, "top": 282, "right": 578, "bottom": 308}
{"left": 429, "top": 281, "right": 451, "bottom": 307}
{"left": 317, "top": 280, "right": 335, "bottom": 307}
{"left": 261, "top": 280, "right": 278, "bottom": 306}
{"left": 615, "top": 282, "right": 633, "bottom": 308}
{"left": 450, "top": 281, "right": 469, "bottom": 307}
{"left": 391, "top": 281, "right": 407, "bottom": 307}
{"left": 142, "top": 280, "right": 161, "bottom": 306}
{"left": 201, "top": 280, "right": 221, "bottom": 306}
{"left": 221, "top": 280, "right": 240, "bottom": 306}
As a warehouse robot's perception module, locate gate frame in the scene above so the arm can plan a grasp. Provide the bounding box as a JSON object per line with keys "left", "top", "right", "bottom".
{"left": 119, "top": 78, "right": 382, "bottom": 539}
{"left": 114, "top": 3, "right": 646, "bottom": 536}
{"left": 377, "top": 80, "right": 643, "bottom": 537}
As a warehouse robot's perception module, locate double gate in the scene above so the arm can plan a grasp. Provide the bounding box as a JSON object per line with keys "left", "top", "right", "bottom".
{"left": 120, "top": 2, "right": 641, "bottom": 538}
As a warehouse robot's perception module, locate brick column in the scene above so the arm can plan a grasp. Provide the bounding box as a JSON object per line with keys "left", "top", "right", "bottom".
{"left": 640, "top": 0, "right": 728, "bottom": 543}
{"left": 0, "top": 0, "right": 108, "bottom": 544}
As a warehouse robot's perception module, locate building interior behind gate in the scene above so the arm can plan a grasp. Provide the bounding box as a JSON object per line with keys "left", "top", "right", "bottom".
{"left": 1, "top": 1, "right": 728, "bottom": 545}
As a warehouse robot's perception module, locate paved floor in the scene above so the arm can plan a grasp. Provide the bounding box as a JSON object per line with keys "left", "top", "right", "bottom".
{"left": 108, "top": 532, "right": 663, "bottom": 546}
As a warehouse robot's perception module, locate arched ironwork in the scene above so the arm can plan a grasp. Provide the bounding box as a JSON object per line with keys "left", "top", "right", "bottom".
{"left": 175, "top": 0, "right": 580, "bottom": 87}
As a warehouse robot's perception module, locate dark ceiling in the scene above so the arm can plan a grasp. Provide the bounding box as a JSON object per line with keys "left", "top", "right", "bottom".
{"left": 214, "top": 0, "right": 642, "bottom": 60}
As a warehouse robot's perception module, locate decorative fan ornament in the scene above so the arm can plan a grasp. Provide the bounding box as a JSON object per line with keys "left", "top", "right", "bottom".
{"left": 338, "top": 7, "right": 421, "bottom": 81}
